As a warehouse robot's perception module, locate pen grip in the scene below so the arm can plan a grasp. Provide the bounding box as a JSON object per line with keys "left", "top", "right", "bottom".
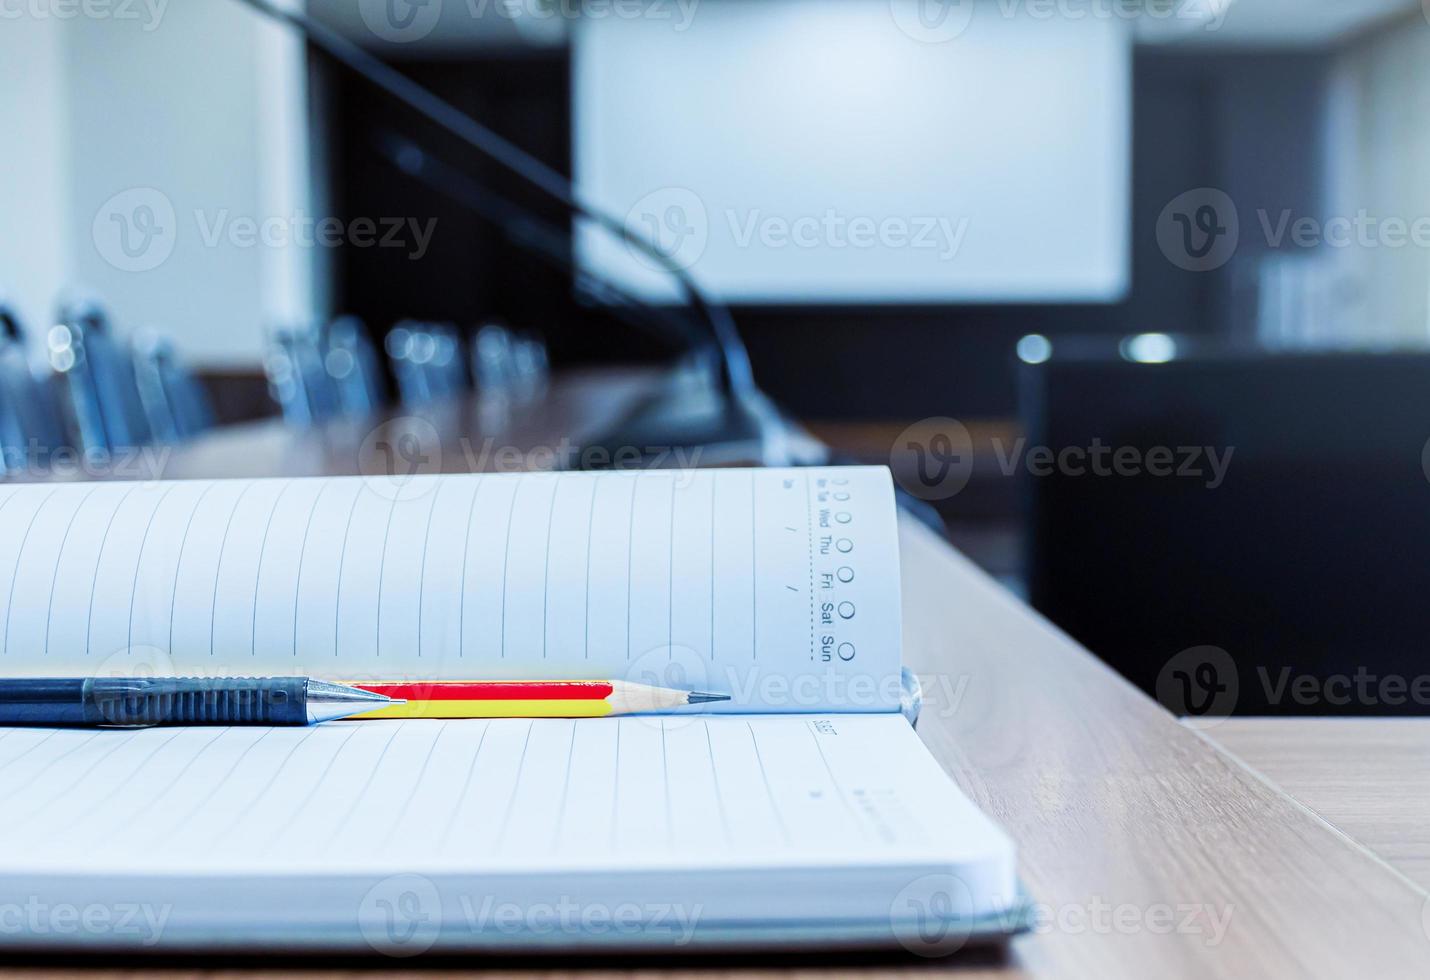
{"left": 83, "top": 677, "right": 308, "bottom": 726}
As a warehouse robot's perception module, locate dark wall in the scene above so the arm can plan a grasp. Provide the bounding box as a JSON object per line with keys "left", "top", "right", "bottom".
{"left": 320, "top": 45, "right": 1332, "bottom": 420}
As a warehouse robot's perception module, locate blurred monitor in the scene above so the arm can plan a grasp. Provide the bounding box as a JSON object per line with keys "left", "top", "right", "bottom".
{"left": 574, "top": 0, "right": 1131, "bottom": 304}
{"left": 1022, "top": 345, "right": 1430, "bottom": 716}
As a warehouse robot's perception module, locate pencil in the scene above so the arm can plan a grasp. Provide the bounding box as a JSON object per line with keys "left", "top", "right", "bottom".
{"left": 342, "top": 680, "right": 730, "bottom": 719}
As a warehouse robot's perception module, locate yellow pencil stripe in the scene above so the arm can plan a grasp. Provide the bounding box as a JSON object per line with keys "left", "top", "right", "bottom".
{"left": 355, "top": 699, "right": 615, "bottom": 720}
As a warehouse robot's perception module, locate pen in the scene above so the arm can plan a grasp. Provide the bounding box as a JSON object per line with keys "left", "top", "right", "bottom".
{"left": 0, "top": 677, "right": 402, "bottom": 727}
{"left": 347, "top": 680, "right": 731, "bottom": 719}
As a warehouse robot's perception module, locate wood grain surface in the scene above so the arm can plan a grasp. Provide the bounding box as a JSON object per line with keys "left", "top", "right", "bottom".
{"left": 1206, "top": 718, "right": 1430, "bottom": 893}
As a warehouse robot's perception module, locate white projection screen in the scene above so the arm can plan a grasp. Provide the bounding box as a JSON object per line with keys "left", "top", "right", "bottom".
{"left": 573, "top": 0, "right": 1131, "bottom": 304}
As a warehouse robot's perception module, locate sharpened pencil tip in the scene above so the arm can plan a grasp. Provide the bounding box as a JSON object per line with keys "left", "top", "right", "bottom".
{"left": 686, "top": 691, "right": 731, "bottom": 705}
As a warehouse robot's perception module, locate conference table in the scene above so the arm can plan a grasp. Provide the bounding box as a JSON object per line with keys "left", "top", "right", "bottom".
{"left": 22, "top": 369, "right": 1430, "bottom": 977}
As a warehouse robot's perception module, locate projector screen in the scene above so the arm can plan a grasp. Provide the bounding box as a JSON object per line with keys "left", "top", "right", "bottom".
{"left": 573, "top": 0, "right": 1131, "bottom": 304}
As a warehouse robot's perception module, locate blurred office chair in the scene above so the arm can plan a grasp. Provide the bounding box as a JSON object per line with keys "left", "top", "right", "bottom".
{"left": 1021, "top": 338, "right": 1430, "bottom": 716}
{"left": 50, "top": 296, "right": 152, "bottom": 453}
{"left": 131, "top": 329, "right": 214, "bottom": 443}
{"left": 0, "top": 302, "right": 68, "bottom": 471}
{"left": 321, "top": 316, "right": 386, "bottom": 416}
{"left": 471, "top": 322, "right": 549, "bottom": 398}
{"left": 264, "top": 326, "right": 340, "bottom": 427}
{"left": 386, "top": 321, "right": 467, "bottom": 406}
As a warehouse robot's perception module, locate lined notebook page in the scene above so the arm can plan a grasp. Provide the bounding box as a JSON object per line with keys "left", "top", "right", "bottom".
{"left": 0, "top": 715, "right": 1011, "bottom": 877}
{"left": 0, "top": 467, "right": 901, "bottom": 713}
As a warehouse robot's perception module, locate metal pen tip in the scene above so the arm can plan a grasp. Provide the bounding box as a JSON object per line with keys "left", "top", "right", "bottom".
{"left": 686, "top": 691, "right": 731, "bottom": 705}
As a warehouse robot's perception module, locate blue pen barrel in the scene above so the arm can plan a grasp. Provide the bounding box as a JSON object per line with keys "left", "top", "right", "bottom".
{"left": 0, "top": 677, "right": 310, "bottom": 726}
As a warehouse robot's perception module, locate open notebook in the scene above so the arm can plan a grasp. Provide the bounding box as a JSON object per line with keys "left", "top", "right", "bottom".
{"left": 0, "top": 466, "right": 1022, "bottom": 953}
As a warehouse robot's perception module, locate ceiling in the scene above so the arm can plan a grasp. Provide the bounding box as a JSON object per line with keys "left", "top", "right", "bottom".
{"left": 1138, "top": 0, "right": 1423, "bottom": 47}
{"left": 307, "top": 0, "right": 1426, "bottom": 51}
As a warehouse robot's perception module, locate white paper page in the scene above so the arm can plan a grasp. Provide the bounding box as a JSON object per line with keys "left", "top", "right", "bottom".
{"left": 0, "top": 716, "right": 1015, "bottom": 893}
{"left": 0, "top": 467, "right": 901, "bottom": 713}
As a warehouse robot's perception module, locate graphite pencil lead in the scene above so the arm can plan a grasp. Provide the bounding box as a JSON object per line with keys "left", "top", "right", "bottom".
{"left": 685, "top": 691, "right": 732, "bottom": 705}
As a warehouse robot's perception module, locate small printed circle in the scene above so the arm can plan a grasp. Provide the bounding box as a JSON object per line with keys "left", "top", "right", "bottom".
{"left": 92, "top": 187, "right": 177, "bottom": 273}
{"left": 837, "top": 566, "right": 855, "bottom": 583}
{"left": 357, "top": 874, "right": 442, "bottom": 957}
{"left": 888, "top": 0, "right": 977, "bottom": 44}
{"left": 1156, "top": 645, "right": 1240, "bottom": 730}
{"left": 890, "top": 417, "right": 974, "bottom": 501}
{"left": 834, "top": 492, "right": 850, "bottom": 501}
{"left": 358, "top": 416, "right": 444, "bottom": 501}
{"left": 836, "top": 538, "right": 853, "bottom": 553}
{"left": 832, "top": 478, "right": 848, "bottom": 486}
{"left": 1156, "top": 187, "right": 1240, "bottom": 273}
{"left": 624, "top": 186, "right": 709, "bottom": 273}
{"left": 835, "top": 512, "right": 852, "bottom": 524}
{"left": 889, "top": 873, "right": 976, "bottom": 957}
{"left": 838, "top": 602, "right": 856, "bottom": 620}
{"left": 359, "top": 0, "right": 443, "bottom": 43}
{"left": 837, "top": 643, "right": 856, "bottom": 662}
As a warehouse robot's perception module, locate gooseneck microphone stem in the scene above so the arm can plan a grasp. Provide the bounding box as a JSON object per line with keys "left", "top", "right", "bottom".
{"left": 230, "top": 0, "right": 755, "bottom": 399}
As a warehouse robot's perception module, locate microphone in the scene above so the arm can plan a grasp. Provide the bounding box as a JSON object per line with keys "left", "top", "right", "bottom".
{"left": 230, "top": 0, "right": 787, "bottom": 465}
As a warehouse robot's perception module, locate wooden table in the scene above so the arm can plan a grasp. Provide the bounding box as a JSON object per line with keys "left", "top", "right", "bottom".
{"left": 1205, "top": 719, "right": 1430, "bottom": 894}
{"left": 14, "top": 371, "right": 1430, "bottom": 977}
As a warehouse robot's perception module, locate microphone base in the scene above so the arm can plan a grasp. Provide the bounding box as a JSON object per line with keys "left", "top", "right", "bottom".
{"left": 573, "top": 371, "right": 770, "bottom": 470}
